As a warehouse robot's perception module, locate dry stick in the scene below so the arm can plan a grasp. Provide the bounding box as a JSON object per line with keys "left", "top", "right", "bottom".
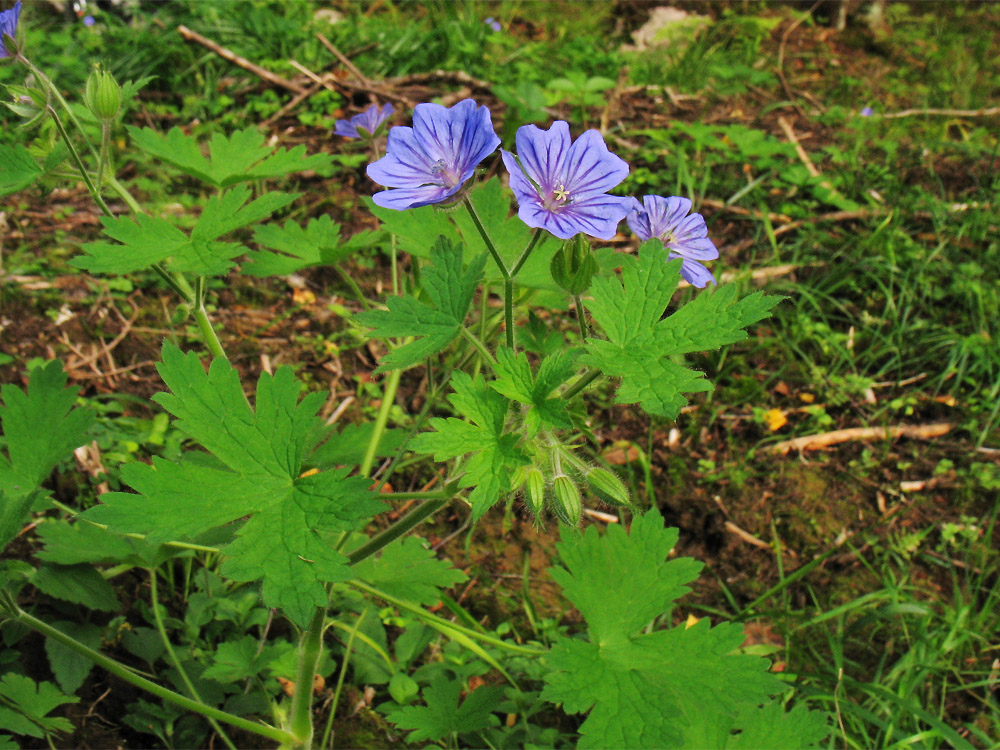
{"left": 177, "top": 25, "right": 306, "bottom": 94}
{"left": 315, "top": 32, "right": 371, "bottom": 86}
{"left": 288, "top": 60, "right": 341, "bottom": 95}
{"left": 260, "top": 80, "right": 323, "bottom": 128}
{"left": 725, "top": 521, "right": 772, "bottom": 550}
{"left": 385, "top": 69, "right": 495, "bottom": 91}
{"left": 765, "top": 422, "right": 954, "bottom": 455}
{"left": 878, "top": 106, "right": 1000, "bottom": 119}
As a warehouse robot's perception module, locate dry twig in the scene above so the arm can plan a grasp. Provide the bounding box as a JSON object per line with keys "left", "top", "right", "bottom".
{"left": 766, "top": 422, "right": 954, "bottom": 455}
{"left": 177, "top": 25, "right": 306, "bottom": 94}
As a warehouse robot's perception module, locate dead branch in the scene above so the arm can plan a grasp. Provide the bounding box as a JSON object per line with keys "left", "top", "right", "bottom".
{"left": 765, "top": 422, "right": 954, "bottom": 455}
{"left": 177, "top": 25, "right": 306, "bottom": 94}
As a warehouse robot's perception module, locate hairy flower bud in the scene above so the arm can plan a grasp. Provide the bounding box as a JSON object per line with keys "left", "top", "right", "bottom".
{"left": 550, "top": 234, "right": 598, "bottom": 295}
{"left": 84, "top": 65, "right": 121, "bottom": 123}
{"left": 585, "top": 467, "right": 631, "bottom": 507}
{"left": 552, "top": 475, "right": 581, "bottom": 526}
{"left": 523, "top": 467, "right": 546, "bottom": 516}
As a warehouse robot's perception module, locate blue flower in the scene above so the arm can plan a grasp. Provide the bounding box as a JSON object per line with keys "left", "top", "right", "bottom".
{"left": 83, "top": 15, "right": 96, "bottom": 27}
{"left": 367, "top": 99, "right": 500, "bottom": 210}
{"left": 860, "top": 106, "right": 874, "bottom": 117}
{"left": 502, "top": 121, "right": 631, "bottom": 240}
{"left": 334, "top": 102, "right": 394, "bottom": 139}
{"left": 485, "top": 17, "right": 501, "bottom": 32}
{"left": 0, "top": 2, "right": 22, "bottom": 59}
{"left": 627, "top": 196, "right": 718, "bottom": 287}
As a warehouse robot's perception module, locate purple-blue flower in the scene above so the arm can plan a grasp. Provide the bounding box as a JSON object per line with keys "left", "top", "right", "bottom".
{"left": 501, "top": 121, "right": 631, "bottom": 241}
{"left": 485, "top": 17, "right": 501, "bottom": 32}
{"left": 627, "top": 196, "right": 719, "bottom": 287}
{"left": 367, "top": 99, "right": 500, "bottom": 210}
{"left": 0, "top": 2, "right": 22, "bottom": 59}
{"left": 860, "top": 106, "right": 874, "bottom": 117}
{"left": 83, "top": 14, "right": 95, "bottom": 27}
{"left": 334, "top": 102, "right": 394, "bottom": 139}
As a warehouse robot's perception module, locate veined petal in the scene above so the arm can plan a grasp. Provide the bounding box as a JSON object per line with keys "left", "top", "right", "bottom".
{"left": 367, "top": 126, "right": 439, "bottom": 187}
{"left": 671, "top": 237, "right": 718, "bottom": 261}
{"left": 674, "top": 212, "right": 708, "bottom": 240}
{"left": 518, "top": 194, "right": 630, "bottom": 240}
{"left": 371, "top": 184, "right": 461, "bottom": 211}
{"left": 562, "top": 129, "right": 629, "bottom": 200}
{"left": 412, "top": 99, "right": 499, "bottom": 177}
{"left": 502, "top": 150, "right": 539, "bottom": 203}
{"left": 515, "top": 121, "right": 572, "bottom": 193}
{"left": 675, "top": 256, "right": 716, "bottom": 287}
{"left": 334, "top": 120, "right": 359, "bottom": 138}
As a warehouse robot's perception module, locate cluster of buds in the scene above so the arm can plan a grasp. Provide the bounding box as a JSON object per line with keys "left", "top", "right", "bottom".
{"left": 512, "top": 444, "right": 630, "bottom": 526}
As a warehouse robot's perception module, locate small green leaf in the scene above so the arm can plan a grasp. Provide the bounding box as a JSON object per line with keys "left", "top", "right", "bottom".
{"left": 410, "top": 373, "right": 527, "bottom": 519}
{"left": 584, "top": 241, "right": 781, "bottom": 419}
{"left": 0, "top": 674, "right": 78, "bottom": 739}
{"left": 356, "top": 236, "right": 485, "bottom": 373}
{"left": 491, "top": 348, "right": 578, "bottom": 434}
{"left": 386, "top": 676, "right": 503, "bottom": 742}
{"left": 31, "top": 563, "right": 120, "bottom": 611}
{"left": 44, "top": 621, "right": 103, "bottom": 694}
{"left": 0, "top": 145, "right": 42, "bottom": 196}
{"left": 128, "top": 126, "right": 332, "bottom": 188}
{"left": 351, "top": 536, "right": 466, "bottom": 606}
{"left": 244, "top": 216, "right": 377, "bottom": 276}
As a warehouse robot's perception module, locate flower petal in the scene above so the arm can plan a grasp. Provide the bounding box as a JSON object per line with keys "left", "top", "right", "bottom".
{"left": 562, "top": 129, "right": 629, "bottom": 200}
{"left": 674, "top": 256, "right": 716, "bottom": 288}
{"left": 502, "top": 150, "right": 540, "bottom": 203}
{"left": 412, "top": 99, "right": 499, "bottom": 177}
{"left": 518, "top": 194, "right": 630, "bottom": 240}
{"left": 371, "top": 184, "right": 461, "bottom": 211}
{"left": 671, "top": 237, "right": 718, "bottom": 261}
{"left": 367, "top": 126, "right": 439, "bottom": 187}
{"left": 334, "top": 120, "right": 359, "bottom": 138}
{"left": 514, "top": 121, "right": 572, "bottom": 193}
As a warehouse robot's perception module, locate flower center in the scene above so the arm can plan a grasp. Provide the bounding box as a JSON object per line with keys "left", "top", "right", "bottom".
{"left": 543, "top": 183, "right": 571, "bottom": 211}
{"left": 431, "top": 159, "right": 461, "bottom": 188}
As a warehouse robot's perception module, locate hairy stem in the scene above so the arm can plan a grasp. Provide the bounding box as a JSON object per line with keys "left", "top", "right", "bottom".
{"left": 562, "top": 368, "right": 602, "bottom": 400}
{"left": 15, "top": 610, "right": 294, "bottom": 745}
{"left": 318, "top": 610, "right": 366, "bottom": 750}
{"left": 503, "top": 278, "right": 515, "bottom": 349}
{"left": 509, "top": 229, "right": 543, "bottom": 278}
{"left": 573, "top": 294, "right": 589, "bottom": 341}
{"left": 149, "top": 571, "right": 237, "bottom": 750}
{"left": 289, "top": 607, "right": 326, "bottom": 748}
{"left": 347, "top": 489, "right": 457, "bottom": 567}
{"left": 194, "top": 276, "right": 229, "bottom": 361}
{"left": 46, "top": 105, "right": 112, "bottom": 218}
{"left": 460, "top": 327, "right": 497, "bottom": 369}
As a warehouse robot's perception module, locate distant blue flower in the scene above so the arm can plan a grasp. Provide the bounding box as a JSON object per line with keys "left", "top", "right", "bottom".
{"left": 0, "top": 1, "right": 22, "bottom": 59}
{"left": 485, "top": 17, "right": 501, "bottom": 32}
{"left": 367, "top": 99, "right": 500, "bottom": 210}
{"left": 860, "top": 106, "right": 874, "bottom": 117}
{"left": 627, "top": 196, "right": 718, "bottom": 287}
{"left": 502, "top": 121, "right": 631, "bottom": 240}
{"left": 335, "top": 102, "right": 394, "bottom": 139}
{"left": 83, "top": 14, "right": 95, "bottom": 27}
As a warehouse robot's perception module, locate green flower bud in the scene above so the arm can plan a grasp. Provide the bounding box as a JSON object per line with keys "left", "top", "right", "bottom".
{"left": 523, "top": 467, "right": 546, "bottom": 516}
{"left": 550, "top": 234, "right": 598, "bottom": 296}
{"left": 585, "top": 467, "right": 631, "bottom": 507}
{"left": 552, "top": 475, "right": 582, "bottom": 526}
{"left": 84, "top": 65, "right": 121, "bottom": 123}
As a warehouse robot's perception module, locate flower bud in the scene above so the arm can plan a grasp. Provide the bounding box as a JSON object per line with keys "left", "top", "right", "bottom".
{"left": 550, "top": 234, "right": 597, "bottom": 296}
{"left": 523, "top": 467, "right": 546, "bottom": 516}
{"left": 552, "top": 475, "right": 581, "bottom": 526}
{"left": 84, "top": 65, "right": 121, "bottom": 123}
{"left": 585, "top": 467, "right": 631, "bottom": 507}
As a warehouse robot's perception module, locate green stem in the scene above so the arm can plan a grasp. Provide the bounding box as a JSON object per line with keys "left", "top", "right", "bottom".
{"left": 509, "top": 229, "right": 543, "bottom": 278}
{"left": 107, "top": 175, "right": 144, "bottom": 215}
{"left": 334, "top": 265, "right": 371, "bottom": 311}
{"left": 573, "top": 293, "right": 589, "bottom": 341}
{"left": 149, "top": 571, "right": 237, "bottom": 750}
{"left": 563, "top": 368, "right": 602, "bottom": 400}
{"left": 14, "top": 610, "right": 294, "bottom": 745}
{"left": 503, "top": 278, "right": 515, "bottom": 349}
{"left": 463, "top": 197, "right": 508, "bottom": 279}
{"left": 48, "top": 502, "right": 221, "bottom": 554}
{"left": 289, "top": 607, "right": 326, "bottom": 748}
{"left": 22, "top": 56, "right": 100, "bottom": 163}
{"left": 349, "top": 581, "right": 547, "bottom": 657}
{"left": 385, "top": 489, "right": 454, "bottom": 501}
{"left": 318, "top": 611, "right": 366, "bottom": 750}
{"left": 460, "top": 327, "right": 497, "bottom": 369}
{"left": 46, "top": 105, "right": 112, "bottom": 218}
{"left": 96, "top": 122, "right": 111, "bottom": 196}
{"left": 151, "top": 264, "right": 194, "bottom": 303}
{"left": 347, "top": 493, "right": 455, "bottom": 566}
{"left": 360, "top": 368, "right": 402, "bottom": 477}
{"left": 194, "top": 276, "right": 229, "bottom": 361}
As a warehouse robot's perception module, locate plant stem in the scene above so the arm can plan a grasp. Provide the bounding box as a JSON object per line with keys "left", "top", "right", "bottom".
{"left": 289, "top": 607, "right": 326, "bottom": 748}
{"left": 107, "top": 174, "right": 144, "bottom": 215}
{"left": 318, "top": 611, "right": 366, "bottom": 750}
{"left": 509, "top": 229, "right": 543, "bottom": 278}
{"left": 360, "top": 368, "right": 402, "bottom": 477}
{"left": 14, "top": 610, "right": 294, "bottom": 745}
{"left": 573, "top": 293, "right": 589, "bottom": 341}
{"left": 349, "top": 581, "right": 547, "bottom": 657}
{"left": 347, "top": 491, "right": 456, "bottom": 566}
{"left": 149, "top": 571, "right": 237, "bottom": 750}
{"left": 503, "top": 278, "right": 515, "bottom": 349}
{"left": 462, "top": 197, "right": 508, "bottom": 279}
{"left": 195, "top": 276, "right": 229, "bottom": 361}
{"left": 460, "top": 327, "right": 497, "bottom": 369}
{"left": 384, "top": 489, "right": 454, "bottom": 501}
{"left": 21, "top": 56, "right": 100, "bottom": 163}
{"left": 46, "top": 105, "right": 112, "bottom": 218}
{"left": 563, "top": 368, "right": 602, "bottom": 400}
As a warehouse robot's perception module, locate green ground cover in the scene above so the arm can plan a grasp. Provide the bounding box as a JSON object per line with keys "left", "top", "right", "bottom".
{"left": 0, "top": 1, "right": 998, "bottom": 748}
